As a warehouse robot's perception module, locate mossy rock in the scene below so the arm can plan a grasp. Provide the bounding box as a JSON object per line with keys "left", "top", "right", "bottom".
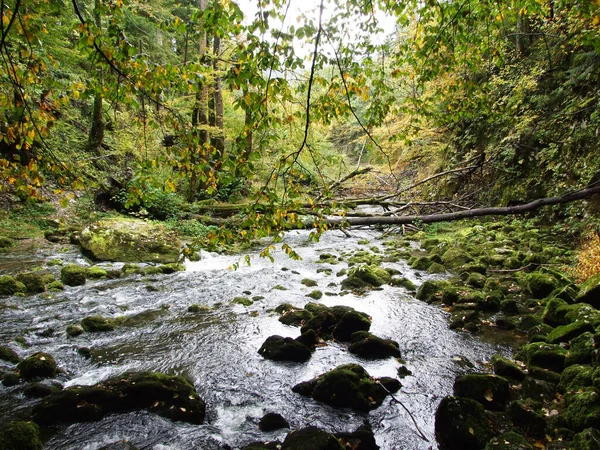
{"left": 272, "top": 285, "right": 287, "bottom": 291}
{"left": 258, "top": 412, "right": 290, "bottom": 432}
{"left": 441, "top": 247, "right": 474, "bottom": 269}
{"left": 17, "top": 352, "right": 58, "bottom": 380}
{"left": 435, "top": 396, "right": 491, "bottom": 450}
{"left": 516, "top": 342, "right": 566, "bottom": 373}
{"left": 86, "top": 266, "right": 108, "bottom": 279}
{"left": 541, "top": 297, "right": 568, "bottom": 326}
{"left": 187, "top": 304, "right": 211, "bottom": 313}
{"left": 466, "top": 273, "right": 486, "bottom": 288}
{"left": 341, "top": 265, "right": 391, "bottom": 290}
{"left": 331, "top": 310, "right": 371, "bottom": 341}
{"left": 565, "top": 332, "right": 595, "bottom": 366}
{"left": 281, "top": 426, "right": 343, "bottom": 450}
{"left": 46, "top": 280, "right": 64, "bottom": 291}
{"left": 558, "top": 365, "right": 594, "bottom": 393}
{"left": 159, "top": 263, "right": 185, "bottom": 274}
{"left": 232, "top": 296, "right": 253, "bottom": 306}
{"left": 526, "top": 272, "right": 557, "bottom": 299}
{"left": 491, "top": 354, "right": 526, "bottom": 382}
{"left": 0, "top": 275, "right": 24, "bottom": 296}
{"left": 390, "top": 277, "right": 417, "bottom": 290}
{"left": 458, "top": 261, "right": 488, "bottom": 276}
{"left": 306, "top": 290, "right": 323, "bottom": 300}
{"left": 506, "top": 401, "right": 546, "bottom": 439}
{"left": 348, "top": 331, "right": 401, "bottom": 359}
{"left": 301, "top": 278, "right": 318, "bottom": 287}
{"left": 121, "top": 263, "right": 143, "bottom": 275}
{"left": 32, "top": 371, "right": 205, "bottom": 425}
{"left": 559, "top": 303, "right": 600, "bottom": 327}
{"left": 416, "top": 279, "right": 451, "bottom": 303}
{"left": 478, "top": 290, "right": 503, "bottom": 312}
{"left": 81, "top": 315, "right": 116, "bottom": 332}
{"left": 292, "top": 363, "right": 395, "bottom": 411}
{"left": 564, "top": 388, "right": 600, "bottom": 431}
{"left": 66, "top": 325, "right": 84, "bottom": 337}
{"left": 144, "top": 266, "right": 163, "bottom": 275}
{"left": 428, "top": 262, "right": 447, "bottom": 274}
{"left": 571, "top": 428, "right": 600, "bottom": 450}
{"left": 575, "top": 272, "right": 600, "bottom": 309}
{"left": 79, "top": 218, "right": 182, "bottom": 264}
{"left": 0, "top": 236, "right": 14, "bottom": 248}
{"left": 0, "top": 421, "right": 43, "bottom": 450}
{"left": 279, "top": 309, "right": 313, "bottom": 326}
{"left": 411, "top": 256, "right": 432, "bottom": 270}
{"left": 304, "top": 302, "right": 330, "bottom": 315}
{"left": 546, "top": 320, "right": 595, "bottom": 344}
{"left": 23, "top": 382, "right": 63, "bottom": 399}
{"left": 484, "top": 431, "right": 533, "bottom": 450}
{"left": 453, "top": 374, "right": 510, "bottom": 411}
{"left": 60, "top": 264, "right": 87, "bottom": 286}
{"left": 258, "top": 335, "right": 311, "bottom": 362}
{"left": 0, "top": 346, "right": 21, "bottom": 364}
{"left": 15, "top": 272, "right": 45, "bottom": 294}
{"left": 46, "top": 258, "right": 63, "bottom": 267}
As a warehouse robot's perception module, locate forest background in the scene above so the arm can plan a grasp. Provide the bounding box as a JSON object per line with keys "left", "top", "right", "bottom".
{"left": 1, "top": 0, "right": 600, "bottom": 256}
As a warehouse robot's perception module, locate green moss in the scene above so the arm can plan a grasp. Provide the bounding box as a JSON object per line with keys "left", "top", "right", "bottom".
{"left": 0, "top": 346, "right": 21, "bottom": 364}
{"left": 232, "top": 296, "right": 253, "bottom": 306}
{"left": 0, "top": 276, "right": 23, "bottom": 296}
{"left": 572, "top": 428, "right": 600, "bottom": 450}
{"left": 428, "top": 262, "right": 447, "bottom": 274}
{"left": 559, "top": 365, "right": 594, "bottom": 393}
{"left": 272, "top": 285, "right": 287, "bottom": 291}
{"left": 0, "top": 236, "right": 14, "bottom": 248}
{"left": 86, "top": 266, "right": 108, "bottom": 279}
{"left": 491, "top": 354, "right": 526, "bottom": 381}
{"left": 453, "top": 374, "right": 510, "bottom": 411}
{"left": 66, "top": 325, "right": 84, "bottom": 337}
{"left": 435, "top": 396, "right": 491, "bottom": 450}
{"left": 541, "top": 297, "right": 568, "bottom": 326}
{"left": 188, "top": 304, "right": 211, "bottom": 313}
{"left": 121, "top": 263, "right": 143, "bottom": 275}
{"left": 516, "top": 342, "right": 567, "bottom": 373}
{"left": 416, "top": 279, "right": 451, "bottom": 302}
{"left": 546, "top": 321, "right": 595, "bottom": 344}
{"left": 46, "top": 258, "right": 63, "bottom": 267}
{"left": 0, "top": 421, "right": 43, "bottom": 450}
{"left": 526, "top": 272, "right": 557, "bottom": 299}
{"left": 410, "top": 256, "right": 432, "bottom": 270}
{"left": 390, "top": 277, "right": 417, "bottom": 290}
{"left": 565, "top": 332, "right": 595, "bottom": 366}
{"left": 279, "top": 309, "right": 313, "bottom": 326}
{"left": 484, "top": 431, "right": 533, "bottom": 450}
{"left": 301, "top": 278, "right": 318, "bottom": 287}
{"left": 159, "top": 263, "right": 185, "bottom": 274}
{"left": 15, "top": 272, "right": 45, "bottom": 294}
{"left": 341, "top": 265, "right": 391, "bottom": 290}
{"left": 575, "top": 272, "right": 600, "bottom": 309}
{"left": 60, "top": 264, "right": 87, "bottom": 286}
{"left": 564, "top": 388, "right": 600, "bottom": 431}
{"left": 143, "top": 266, "right": 163, "bottom": 275}
{"left": 81, "top": 315, "right": 116, "bottom": 332}
{"left": 306, "top": 290, "right": 323, "bottom": 300}
{"left": 441, "top": 247, "right": 474, "bottom": 268}
{"left": 46, "top": 280, "right": 64, "bottom": 291}
{"left": 466, "top": 272, "right": 486, "bottom": 288}
{"left": 17, "top": 352, "right": 58, "bottom": 379}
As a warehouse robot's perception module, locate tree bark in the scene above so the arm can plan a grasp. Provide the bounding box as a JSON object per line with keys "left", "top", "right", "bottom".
{"left": 87, "top": 0, "right": 104, "bottom": 156}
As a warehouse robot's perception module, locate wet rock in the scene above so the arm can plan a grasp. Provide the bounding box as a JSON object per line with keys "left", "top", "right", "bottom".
{"left": 301, "top": 278, "right": 318, "bottom": 287}
{"left": 279, "top": 309, "right": 313, "bottom": 326}
{"left": 17, "top": 352, "right": 58, "bottom": 380}
{"left": 232, "top": 296, "right": 253, "bottom": 306}
{"left": 565, "top": 332, "right": 595, "bottom": 366}
{"left": 428, "top": 262, "right": 447, "bottom": 274}
{"left": 348, "top": 331, "right": 401, "bottom": 359}
{"left": 466, "top": 273, "right": 486, "bottom": 289}
{"left": 558, "top": 365, "right": 594, "bottom": 393}
{"left": 292, "top": 364, "right": 393, "bottom": 411}
{"left": 258, "top": 335, "right": 311, "bottom": 362}
{"left": 341, "top": 265, "right": 391, "bottom": 290}
{"left": 0, "top": 275, "right": 24, "bottom": 296}
{"left": 1, "top": 371, "right": 20, "bottom": 386}
{"left": 520, "top": 377, "right": 556, "bottom": 402}
{"left": 258, "top": 412, "right": 289, "bottom": 431}
{"left": 491, "top": 355, "right": 525, "bottom": 382}
{"left": 441, "top": 247, "right": 474, "bottom": 269}
{"left": 483, "top": 431, "right": 533, "bottom": 450}
{"left": 66, "top": 324, "right": 84, "bottom": 337}
{"left": 32, "top": 371, "right": 205, "bottom": 425}
{"left": 15, "top": 273, "right": 45, "bottom": 294}
{"left": 0, "top": 421, "right": 43, "bottom": 450}
{"left": 334, "top": 423, "right": 379, "bottom": 450}
{"left": 81, "top": 315, "right": 116, "bottom": 332}
{"left": 86, "top": 266, "right": 108, "bottom": 279}
{"left": 23, "top": 381, "right": 62, "bottom": 398}
{"left": 80, "top": 218, "right": 182, "bottom": 264}
{"left": 494, "top": 315, "right": 516, "bottom": 330}
{"left": 332, "top": 310, "right": 371, "bottom": 341}
{"left": 307, "top": 290, "right": 323, "bottom": 300}
{"left": 575, "top": 272, "right": 600, "bottom": 308}
{"left": 411, "top": 256, "right": 432, "bottom": 271}
{"left": 242, "top": 442, "right": 281, "bottom": 450}
{"left": 281, "top": 426, "right": 343, "bottom": 450}
{"left": 159, "top": 263, "right": 185, "bottom": 274}
{"left": 435, "top": 396, "right": 491, "bottom": 450}
{"left": 300, "top": 311, "right": 338, "bottom": 338}
{"left": 546, "top": 320, "right": 594, "bottom": 344}
{"left": 507, "top": 401, "right": 546, "bottom": 438}
{"left": 60, "top": 264, "right": 87, "bottom": 286}
{"left": 453, "top": 374, "right": 510, "bottom": 411}
{"left": 188, "top": 304, "right": 211, "bottom": 313}
{"left": 295, "top": 329, "right": 318, "bottom": 348}
{"left": 390, "top": 277, "right": 416, "bottom": 290}
{"left": 563, "top": 388, "right": 600, "bottom": 431}
{"left": 416, "top": 279, "right": 451, "bottom": 303}
{"left": 0, "top": 345, "right": 21, "bottom": 364}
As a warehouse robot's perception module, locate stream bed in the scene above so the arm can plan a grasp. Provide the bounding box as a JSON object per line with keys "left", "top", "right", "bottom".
{"left": 0, "top": 229, "right": 517, "bottom": 449}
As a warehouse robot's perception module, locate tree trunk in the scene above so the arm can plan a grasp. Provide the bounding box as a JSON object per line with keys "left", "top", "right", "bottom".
{"left": 212, "top": 36, "right": 224, "bottom": 161}
{"left": 87, "top": 0, "right": 104, "bottom": 156}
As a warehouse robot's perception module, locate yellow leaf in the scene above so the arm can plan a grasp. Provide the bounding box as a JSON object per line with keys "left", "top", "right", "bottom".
{"left": 484, "top": 389, "right": 494, "bottom": 402}
{"left": 469, "top": 427, "right": 474, "bottom": 435}
{"left": 533, "top": 442, "right": 545, "bottom": 449}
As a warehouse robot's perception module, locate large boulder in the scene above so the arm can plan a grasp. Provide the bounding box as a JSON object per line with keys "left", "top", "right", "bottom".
{"left": 0, "top": 421, "right": 43, "bottom": 450}
{"left": 17, "top": 352, "right": 59, "bottom": 380}
{"left": 348, "top": 331, "right": 401, "bottom": 359}
{"left": 575, "top": 273, "right": 600, "bottom": 309}
{"left": 281, "top": 427, "right": 344, "bottom": 450}
{"left": 453, "top": 374, "right": 510, "bottom": 411}
{"left": 32, "top": 371, "right": 205, "bottom": 425}
{"left": 258, "top": 335, "right": 312, "bottom": 362}
{"left": 292, "top": 363, "right": 398, "bottom": 411}
{"left": 79, "top": 218, "right": 181, "bottom": 263}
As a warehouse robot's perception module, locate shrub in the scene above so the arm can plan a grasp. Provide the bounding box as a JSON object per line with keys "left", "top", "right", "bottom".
{"left": 569, "top": 233, "right": 600, "bottom": 283}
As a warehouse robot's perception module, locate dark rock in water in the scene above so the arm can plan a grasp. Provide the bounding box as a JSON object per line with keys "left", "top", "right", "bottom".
{"left": 1, "top": 371, "right": 20, "bottom": 386}
{"left": 291, "top": 364, "right": 393, "bottom": 411}
{"left": 81, "top": 315, "right": 116, "bottom": 332}
{"left": 332, "top": 310, "right": 371, "bottom": 341}
{"left": 23, "top": 382, "right": 62, "bottom": 398}
{"left": 0, "top": 345, "right": 21, "bottom": 364}
{"left": 0, "top": 275, "right": 24, "bottom": 295}
{"left": 15, "top": 272, "right": 46, "bottom": 294}
{"left": 334, "top": 423, "right": 379, "bottom": 450}
{"left": 348, "top": 331, "right": 401, "bottom": 359}
{"left": 279, "top": 309, "right": 313, "bottom": 326}
{"left": 0, "top": 420, "right": 43, "bottom": 450}
{"left": 300, "top": 311, "right": 338, "bottom": 337}
{"left": 507, "top": 401, "right": 546, "bottom": 439}
{"left": 60, "top": 264, "right": 87, "bottom": 287}
{"left": 32, "top": 371, "right": 205, "bottom": 425}
{"left": 453, "top": 374, "right": 510, "bottom": 411}
{"left": 378, "top": 377, "right": 402, "bottom": 393}
{"left": 259, "top": 412, "right": 289, "bottom": 431}
{"left": 258, "top": 335, "right": 311, "bottom": 362}
{"left": 281, "top": 426, "right": 344, "bottom": 450}
{"left": 17, "top": 352, "right": 58, "bottom": 380}
{"left": 295, "top": 329, "right": 318, "bottom": 349}
{"left": 483, "top": 431, "right": 533, "bottom": 450}
{"left": 435, "top": 396, "right": 491, "bottom": 450}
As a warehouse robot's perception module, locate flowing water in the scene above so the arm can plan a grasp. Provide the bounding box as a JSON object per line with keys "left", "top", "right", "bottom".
{"left": 0, "top": 229, "right": 516, "bottom": 449}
